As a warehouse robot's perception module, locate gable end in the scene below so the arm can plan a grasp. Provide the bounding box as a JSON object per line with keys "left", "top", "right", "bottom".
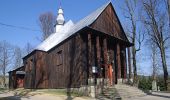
{"left": 90, "top": 3, "right": 129, "bottom": 42}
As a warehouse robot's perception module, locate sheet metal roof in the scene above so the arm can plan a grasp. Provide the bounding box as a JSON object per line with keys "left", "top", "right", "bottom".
{"left": 35, "top": 1, "right": 111, "bottom": 52}
{"left": 36, "top": 20, "right": 74, "bottom": 51}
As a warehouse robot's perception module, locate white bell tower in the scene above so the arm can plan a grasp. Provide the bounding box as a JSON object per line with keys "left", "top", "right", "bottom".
{"left": 55, "top": 5, "right": 65, "bottom": 33}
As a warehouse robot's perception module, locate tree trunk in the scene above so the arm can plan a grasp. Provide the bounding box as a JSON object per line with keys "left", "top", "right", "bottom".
{"left": 132, "top": 45, "right": 137, "bottom": 86}
{"left": 3, "top": 66, "right": 6, "bottom": 87}
{"left": 2, "top": 49, "right": 6, "bottom": 87}
{"left": 128, "top": 48, "right": 132, "bottom": 80}
{"left": 151, "top": 43, "right": 157, "bottom": 81}
{"left": 160, "top": 46, "right": 168, "bottom": 90}
{"left": 168, "top": 0, "right": 170, "bottom": 26}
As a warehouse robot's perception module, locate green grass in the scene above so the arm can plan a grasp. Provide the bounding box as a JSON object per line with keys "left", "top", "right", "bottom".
{"left": 36, "top": 89, "right": 67, "bottom": 95}
{"left": 0, "top": 88, "right": 6, "bottom": 91}
{"left": 35, "top": 89, "right": 85, "bottom": 97}
{"left": 9, "top": 88, "right": 85, "bottom": 97}
{"left": 0, "top": 88, "right": 8, "bottom": 94}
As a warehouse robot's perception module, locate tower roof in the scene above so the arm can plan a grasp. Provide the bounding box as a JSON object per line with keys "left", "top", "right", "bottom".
{"left": 56, "top": 7, "right": 65, "bottom": 25}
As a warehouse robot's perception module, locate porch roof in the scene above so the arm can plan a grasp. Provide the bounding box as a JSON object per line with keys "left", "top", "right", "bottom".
{"left": 86, "top": 27, "right": 133, "bottom": 47}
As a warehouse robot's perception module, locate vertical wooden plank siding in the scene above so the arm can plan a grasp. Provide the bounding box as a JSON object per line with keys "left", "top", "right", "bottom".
{"left": 116, "top": 43, "right": 121, "bottom": 79}
{"left": 24, "top": 54, "right": 35, "bottom": 88}
{"left": 90, "top": 4, "right": 128, "bottom": 41}
{"left": 103, "top": 38, "right": 108, "bottom": 78}
{"left": 81, "top": 34, "right": 88, "bottom": 85}
{"left": 34, "top": 51, "right": 47, "bottom": 88}
{"left": 45, "top": 33, "right": 88, "bottom": 88}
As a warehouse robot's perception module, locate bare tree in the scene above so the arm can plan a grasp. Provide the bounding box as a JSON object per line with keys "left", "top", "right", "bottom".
{"left": 13, "top": 46, "right": 23, "bottom": 69}
{"left": 166, "top": 0, "right": 170, "bottom": 26}
{"left": 168, "top": 0, "right": 170, "bottom": 26}
{"left": 151, "top": 43, "right": 158, "bottom": 80}
{"left": 25, "top": 42, "right": 33, "bottom": 55}
{"left": 0, "top": 41, "right": 14, "bottom": 86}
{"left": 142, "top": 0, "right": 169, "bottom": 90}
{"left": 123, "top": 0, "right": 145, "bottom": 86}
{"left": 39, "top": 12, "right": 55, "bottom": 40}
{"left": 128, "top": 48, "right": 132, "bottom": 80}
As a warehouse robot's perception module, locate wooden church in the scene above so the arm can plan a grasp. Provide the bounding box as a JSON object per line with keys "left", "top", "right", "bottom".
{"left": 9, "top": 1, "right": 132, "bottom": 92}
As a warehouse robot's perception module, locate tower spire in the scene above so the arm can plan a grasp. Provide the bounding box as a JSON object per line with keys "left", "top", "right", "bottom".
{"left": 55, "top": 0, "right": 65, "bottom": 33}
{"left": 59, "top": 0, "right": 62, "bottom": 8}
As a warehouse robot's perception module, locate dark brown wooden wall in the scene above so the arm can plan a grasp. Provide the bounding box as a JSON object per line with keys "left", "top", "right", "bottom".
{"left": 9, "top": 71, "right": 17, "bottom": 89}
{"left": 34, "top": 51, "right": 48, "bottom": 88}
{"left": 90, "top": 4, "right": 128, "bottom": 41}
{"left": 9, "top": 66, "right": 25, "bottom": 89}
{"left": 23, "top": 33, "right": 88, "bottom": 89}
{"left": 24, "top": 51, "right": 47, "bottom": 89}
{"left": 24, "top": 53, "right": 34, "bottom": 88}
{"left": 47, "top": 33, "right": 88, "bottom": 88}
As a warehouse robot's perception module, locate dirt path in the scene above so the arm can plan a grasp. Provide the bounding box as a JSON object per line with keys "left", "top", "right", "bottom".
{"left": 0, "top": 90, "right": 170, "bottom": 100}
{"left": 0, "top": 91, "right": 95, "bottom": 100}
{"left": 125, "top": 92, "right": 170, "bottom": 100}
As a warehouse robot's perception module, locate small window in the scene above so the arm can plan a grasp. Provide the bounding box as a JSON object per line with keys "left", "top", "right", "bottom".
{"left": 57, "top": 50, "right": 63, "bottom": 66}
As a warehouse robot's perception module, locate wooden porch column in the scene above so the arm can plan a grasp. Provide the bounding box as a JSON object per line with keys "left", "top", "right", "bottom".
{"left": 103, "top": 38, "right": 108, "bottom": 78}
{"left": 116, "top": 43, "right": 121, "bottom": 79}
{"left": 88, "top": 33, "right": 92, "bottom": 78}
{"left": 96, "top": 36, "right": 101, "bottom": 78}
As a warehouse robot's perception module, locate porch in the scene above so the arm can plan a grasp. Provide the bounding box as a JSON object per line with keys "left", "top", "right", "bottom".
{"left": 86, "top": 28, "right": 133, "bottom": 86}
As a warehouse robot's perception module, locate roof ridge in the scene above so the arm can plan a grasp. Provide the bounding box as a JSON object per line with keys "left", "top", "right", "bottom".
{"left": 31, "top": 1, "right": 112, "bottom": 52}
{"left": 75, "top": 1, "right": 111, "bottom": 25}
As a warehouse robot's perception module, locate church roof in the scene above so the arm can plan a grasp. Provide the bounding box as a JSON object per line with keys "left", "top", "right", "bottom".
{"left": 36, "top": 20, "right": 74, "bottom": 51}
{"left": 36, "top": 1, "right": 111, "bottom": 52}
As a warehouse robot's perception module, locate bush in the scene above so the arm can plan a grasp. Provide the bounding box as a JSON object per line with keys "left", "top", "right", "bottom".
{"left": 138, "top": 75, "right": 167, "bottom": 91}
{"left": 138, "top": 76, "right": 152, "bottom": 91}
{"left": 157, "top": 77, "right": 166, "bottom": 91}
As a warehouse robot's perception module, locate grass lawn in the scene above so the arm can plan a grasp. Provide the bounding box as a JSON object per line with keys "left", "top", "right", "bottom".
{"left": 10, "top": 88, "right": 85, "bottom": 97}
{"left": 0, "top": 88, "right": 8, "bottom": 93}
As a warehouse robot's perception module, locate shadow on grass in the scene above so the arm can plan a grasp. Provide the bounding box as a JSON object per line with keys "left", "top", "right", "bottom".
{"left": 0, "top": 96, "right": 21, "bottom": 100}
{"left": 0, "top": 88, "right": 42, "bottom": 100}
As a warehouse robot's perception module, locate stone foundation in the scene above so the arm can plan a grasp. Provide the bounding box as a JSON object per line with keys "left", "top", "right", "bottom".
{"left": 69, "top": 78, "right": 129, "bottom": 98}
{"left": 123, "top": 79, "right": 128, "bottom": 83}
{"left": 87, "top": 78, "right": 106, "bottom": 97}
{"left": 117, "top": 78, "right": 123, "bottom": 84}
{"left": 117, "top": 78, "right": 128, "bottom": 84}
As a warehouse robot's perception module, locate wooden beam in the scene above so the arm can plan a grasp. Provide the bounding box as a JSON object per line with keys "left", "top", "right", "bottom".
{"left": 103, "top": 38, "right": 108, "bottom": 78}
{"left": 96, "top": 36, "right": 101, "bottom": 78}
{"left": 116, "top": 43, "right": 121, "bottom": 79}
{"left": 88, "top": 33, "right": 92, "bottom": 78}
{"left": 123, "top": 48, "right": 127, "bottom": 79}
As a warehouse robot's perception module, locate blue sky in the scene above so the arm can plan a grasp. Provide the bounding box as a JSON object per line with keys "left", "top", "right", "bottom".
{"left": 0, "top": 0, "right": 124, "bottom": 48}
{"left": 0, "top": 0, "right": 169, "bottom": 75}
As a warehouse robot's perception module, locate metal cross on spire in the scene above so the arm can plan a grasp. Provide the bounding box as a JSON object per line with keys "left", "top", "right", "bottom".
{"left": 59, "top": 0, "right": 62, "bottom": 8}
